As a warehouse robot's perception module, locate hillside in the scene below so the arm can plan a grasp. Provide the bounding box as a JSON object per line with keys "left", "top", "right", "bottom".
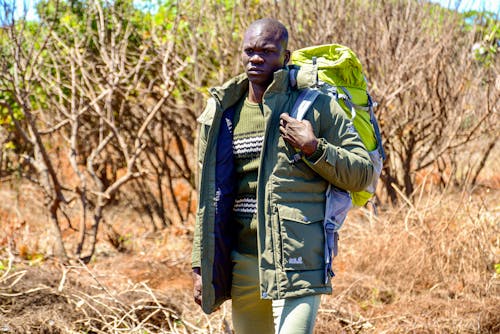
{"left": 0, "top": 174, "right": 498, "bottom": 332}
{"left": 0, "top": 0, "right": 499, "bottom": 332}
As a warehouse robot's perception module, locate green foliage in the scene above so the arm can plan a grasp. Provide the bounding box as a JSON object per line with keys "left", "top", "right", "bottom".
{"left": 463, "top": 10, "right": 499, "bottom": 67}
{"left": 27, "top": 252, "right": 45, "bottom": 265}
{"left": 0, "top": 93, "right": 23, "bottom": 129}
{"left": 36, "top": 0, "right": 61, "bottom": 18}
{"left": 0, "top": 259, "right": 6, "bottom": 272}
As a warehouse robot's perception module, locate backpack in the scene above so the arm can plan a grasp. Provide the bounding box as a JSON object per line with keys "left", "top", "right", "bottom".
{"left": 289, "top": 44, "right": 385, "bottom": 283}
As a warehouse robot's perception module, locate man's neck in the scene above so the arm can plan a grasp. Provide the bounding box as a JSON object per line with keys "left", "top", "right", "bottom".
{"left": 248, "top": 83, "right": 267, "bottom": 103}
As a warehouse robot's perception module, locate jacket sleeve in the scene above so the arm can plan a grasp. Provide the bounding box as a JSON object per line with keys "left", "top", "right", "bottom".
{"left": 304, "top": 95, "right": 374, "bottom": 192}
{"left": 191, "top": 100, "right": 214, "bottom": 268}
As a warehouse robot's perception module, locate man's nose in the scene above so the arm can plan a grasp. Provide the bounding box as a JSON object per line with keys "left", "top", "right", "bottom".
{"left": 249, "top": 53, "right": 264, "bottom": 63}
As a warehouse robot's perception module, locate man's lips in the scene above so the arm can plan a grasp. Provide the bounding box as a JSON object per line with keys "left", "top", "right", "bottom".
{"left": 247, "top": 67, "right": 263, "bottom": 74}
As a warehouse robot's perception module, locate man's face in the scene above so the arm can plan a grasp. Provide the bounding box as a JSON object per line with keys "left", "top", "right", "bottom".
{"left": 241, "top": 24, "right": 289, "bottom": 87}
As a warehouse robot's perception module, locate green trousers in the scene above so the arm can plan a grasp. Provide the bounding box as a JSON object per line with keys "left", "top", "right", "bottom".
{"left": 231, "top": 251, "right": 321, "bottom": 334}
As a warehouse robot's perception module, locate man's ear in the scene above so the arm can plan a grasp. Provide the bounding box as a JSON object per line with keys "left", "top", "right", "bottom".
{"left": 283, "top": 50, "right": 291, "bottom": 66}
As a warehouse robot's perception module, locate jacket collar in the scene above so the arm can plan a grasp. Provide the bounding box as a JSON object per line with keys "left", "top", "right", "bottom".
{"left": 209, "top": 67, "right": 292, "bottom": 110}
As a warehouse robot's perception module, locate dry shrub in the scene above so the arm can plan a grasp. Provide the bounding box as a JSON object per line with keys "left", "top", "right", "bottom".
{"left": 0, "top": 258, "right": 193, "bottom": 333}
{"left": 276, "top": 0, "right": 499, "bottom": 201}
{"left": 315, "top": 183, "right": 499, "bottom": 333}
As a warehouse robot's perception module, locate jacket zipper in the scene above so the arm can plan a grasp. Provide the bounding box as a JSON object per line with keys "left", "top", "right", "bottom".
{"left": 256, "top": 95, "right": 284, "bottom": 299}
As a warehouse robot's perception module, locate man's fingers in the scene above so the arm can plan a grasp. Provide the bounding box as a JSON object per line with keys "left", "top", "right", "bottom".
{"left": 193, "top": 288, "right": 202, "bottom": 305}
{"left": 194, "top": 291, "right": 202, "bottom": 306}
{"left": 192, "top": 268, "right": 202, "bottom": 306}
{"left": 280, "top": 113, "right": 293, "bottom": 123}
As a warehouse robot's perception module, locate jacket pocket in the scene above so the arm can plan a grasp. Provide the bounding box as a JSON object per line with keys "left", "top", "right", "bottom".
{"left": 277, "top": 204, "right": 324, "bottom": 271}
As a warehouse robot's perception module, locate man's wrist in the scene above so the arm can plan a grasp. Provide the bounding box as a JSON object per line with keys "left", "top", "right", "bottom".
{"left": 305, "top": 138, "right": 326, "bottom": 163}
{"left": 303, "top": 138, "right": 319, "bottom": 157}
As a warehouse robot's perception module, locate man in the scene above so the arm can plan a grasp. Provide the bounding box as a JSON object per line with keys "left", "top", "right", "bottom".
{"left": 192, "top": 18, "right": 373, "bottom": 334}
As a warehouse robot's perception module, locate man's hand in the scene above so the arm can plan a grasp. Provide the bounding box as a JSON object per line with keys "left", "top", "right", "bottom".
{"left": 279, "top": 113, "right": 318, "bottom": 156}
{"left": 192, "top": 267, "right": 202, "bottom": 306}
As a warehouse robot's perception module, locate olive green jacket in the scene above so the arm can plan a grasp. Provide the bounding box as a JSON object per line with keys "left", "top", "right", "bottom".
{"left": 192, "top": 68, "right": 373, "bottom": 314}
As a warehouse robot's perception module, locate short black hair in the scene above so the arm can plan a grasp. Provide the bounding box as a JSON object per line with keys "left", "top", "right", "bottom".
{"left": 248, "top": 18, "right": 289, "bottom": 49}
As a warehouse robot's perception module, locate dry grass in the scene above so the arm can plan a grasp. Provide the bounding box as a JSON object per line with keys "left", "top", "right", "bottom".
{"left": 0, "top": 256, "right": 192, "bottom": 333}
{"left": 314, "top": 182, "right": 499, "bottom": 333}
{"left": 0, "top": 178, "right": 498, "bottom": 333}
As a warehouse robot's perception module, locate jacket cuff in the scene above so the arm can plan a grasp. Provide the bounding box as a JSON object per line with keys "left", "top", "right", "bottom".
{"left": 305, "top": 138, "right": 327, "bottom": 164}
{"left": 192, "top": 253, "right": 201, "bottom": 268}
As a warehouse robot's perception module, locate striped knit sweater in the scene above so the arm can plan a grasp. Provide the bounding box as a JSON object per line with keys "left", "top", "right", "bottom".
{"left": 232, "top": 97, "right": 265, "bottom": 254}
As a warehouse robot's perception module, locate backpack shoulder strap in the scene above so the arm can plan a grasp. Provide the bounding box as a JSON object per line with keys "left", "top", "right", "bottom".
{"left": 290, "top": 88, "right": 321, "bottom": 121}
{"left": 367, "top": 93, "right": 386, "bottom": 160}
